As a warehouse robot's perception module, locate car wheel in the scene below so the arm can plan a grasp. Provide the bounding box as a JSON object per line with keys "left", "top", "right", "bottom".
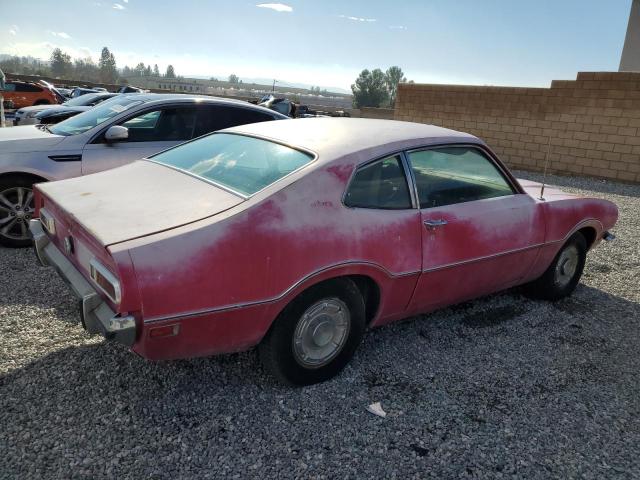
{"left": 0, "top": 177, "right": 37, "bottom": 248}
{"left": 33, "top": 100, "right": 50, "bottom": 106}
{"left": 259, "top": 278, "right": 366, "bottom": 386}
{"left": 523, "top": 232, "right": 587, "bottom": 301}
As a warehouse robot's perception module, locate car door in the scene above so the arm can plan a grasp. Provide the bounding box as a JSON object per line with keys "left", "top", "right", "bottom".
{"left": 81, "top": 106, "right": 197, "bottom": 175}
{"left": 406, "top": 145, "right": 544, "bottom": 313}
{"left": 343, "top": 154, "right": 424, "bottom": 319}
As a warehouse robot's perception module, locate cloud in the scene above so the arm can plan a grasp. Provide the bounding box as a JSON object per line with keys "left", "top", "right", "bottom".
{"left": 3, "top": 41, "right": 99, "bottom": 61}
{"left": 123, "top": 0, "right": 129, "bottom": 2}
{"left": 8, "top": 25, "right": 19, "bottom": 36}
{"left": 256, "top": 3, "right": 292, "bottom": 13}
{"left": 389, "top": 25, "right": 407, "bottom": 30}
{"left": 339, "top": 15, "right": 377, "bottom": 23}
{"left": 113, "top": 3, "right": 125, "bottom": 9}
{"left": 48, "top": 31, "right": 72, "bottom": 39}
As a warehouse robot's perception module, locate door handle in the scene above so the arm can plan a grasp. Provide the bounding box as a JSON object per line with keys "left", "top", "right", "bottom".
{"left": 424, "top": 219, "right": 448, "bottom": 229}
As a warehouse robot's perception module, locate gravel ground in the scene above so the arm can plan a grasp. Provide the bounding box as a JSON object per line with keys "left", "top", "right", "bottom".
{"left": 1, "top": 171, "right": 639, "bottom": 479}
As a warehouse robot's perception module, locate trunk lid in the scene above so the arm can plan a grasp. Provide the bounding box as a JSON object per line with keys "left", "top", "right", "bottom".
{"left": 37, "top": 160, "right": 244, "bottom": 246}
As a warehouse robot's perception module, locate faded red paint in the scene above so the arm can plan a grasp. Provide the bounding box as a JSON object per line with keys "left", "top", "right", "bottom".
{"left": 33, "top": 121, "right": 619, "bottom": 362}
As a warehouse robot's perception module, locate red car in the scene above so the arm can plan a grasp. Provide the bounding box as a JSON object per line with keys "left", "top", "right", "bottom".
{"left": 2, "top": 81, "right": 60, "bottom": 109}
{"left": 30, "top": 119, "right": 618, "bottom": 385}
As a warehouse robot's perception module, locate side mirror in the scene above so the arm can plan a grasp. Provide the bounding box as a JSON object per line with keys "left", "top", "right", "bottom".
{"left": 104, "top": 125, "right": 129, "bottom": 142}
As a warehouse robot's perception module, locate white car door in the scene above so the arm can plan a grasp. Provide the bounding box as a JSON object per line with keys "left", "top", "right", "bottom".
{"left": 81, "top": 106, "right": 197, "bottom": 175}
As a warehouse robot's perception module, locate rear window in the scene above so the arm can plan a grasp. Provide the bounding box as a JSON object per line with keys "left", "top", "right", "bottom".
{"left": 150, "top": 133, "right": 314, "bottom": 196}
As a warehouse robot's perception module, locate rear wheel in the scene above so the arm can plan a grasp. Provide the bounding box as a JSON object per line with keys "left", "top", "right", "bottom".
{"left": 523, "top": 232, "right": 587, "bottom": 301}
{"left": 0, "top": 176, "right": 38, "bottom": 248}
{"left": 259, "top": 278, "right": 365, "bottom": 386}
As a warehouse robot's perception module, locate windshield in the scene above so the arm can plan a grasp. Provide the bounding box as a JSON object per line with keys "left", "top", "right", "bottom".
{"left": 63, "top": 94, "right": 104, "bottom": 107}
{"left": 49, "top": 96, "right": 145, "bottom": 136}
{"left": 151, "top": 133, "right": 314, "bottom": 196}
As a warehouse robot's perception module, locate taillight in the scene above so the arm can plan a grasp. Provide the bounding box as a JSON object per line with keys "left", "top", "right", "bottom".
{"left": 39, "top": 208, "right": 55, "bottom": 234}
{"left": 89, "top": 259, "right": 121, "bottom": 305}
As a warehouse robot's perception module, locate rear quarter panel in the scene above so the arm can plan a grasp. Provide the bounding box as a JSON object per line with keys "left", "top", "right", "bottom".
{"left": 121, "top": 156, "right": 423, "bottom": 358}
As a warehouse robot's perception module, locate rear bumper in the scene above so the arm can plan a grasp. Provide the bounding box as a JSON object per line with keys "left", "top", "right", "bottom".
{"left": 30, "top": 219, "right": 137, "bottom": 346}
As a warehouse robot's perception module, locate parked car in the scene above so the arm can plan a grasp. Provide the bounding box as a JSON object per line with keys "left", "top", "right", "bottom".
{"left": 69, "top": 87, "right": 101, "bottom": 98}
{"left": 118, "top": 85, "right": 145, "bottom": 93}
{"left": 29, "top": 118, "right": 618, "bottom": 385}
{"left": 0, "top": 93, "right": 287, "bottom": 246}
{"left": 1, "top": 81, "right": 61, "bottom": 109}
{"left": 14, "top": 92, "right": 119, "bottom": 126}
{"left": 55, "top": 87, "right": 73, "bottom": 98}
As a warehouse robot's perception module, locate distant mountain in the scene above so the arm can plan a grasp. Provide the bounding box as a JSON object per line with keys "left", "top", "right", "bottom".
{"left": 187, "top": 74, "right": 350, "bottom": 95}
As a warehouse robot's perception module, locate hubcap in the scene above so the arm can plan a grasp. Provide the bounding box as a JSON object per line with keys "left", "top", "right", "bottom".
{"left": 554, "top": 245, "right": 579, "bottom": 287}
{"left": 292, "top": 298, "right": 350, "bottom": 368}
{"left": 0, "top": 187, "right": 34, "bottom": 241}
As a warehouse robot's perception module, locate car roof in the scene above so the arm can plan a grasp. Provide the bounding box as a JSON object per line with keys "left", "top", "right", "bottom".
{"left": 121, "top": 93, "right": 287, "bottom": 118}
{"left": 222, "top": 118, "right": 482, "bottom": 162}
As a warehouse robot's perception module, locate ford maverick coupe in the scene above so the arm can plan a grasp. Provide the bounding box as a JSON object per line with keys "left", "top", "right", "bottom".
{"left": 30, "top": 118, "right": 618, "bottom": 385}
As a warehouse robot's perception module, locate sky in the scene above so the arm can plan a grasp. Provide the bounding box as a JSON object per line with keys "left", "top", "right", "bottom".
{"left": 0, "top": 0, "right": 633, "bottom": 91}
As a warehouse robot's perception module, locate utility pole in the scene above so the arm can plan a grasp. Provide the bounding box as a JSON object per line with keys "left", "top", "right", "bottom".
{"left": 272, "top": 79, "right": 278, "bottom": 92}
{"left": 620, "top": 0, "right": 640, "bottom": 71}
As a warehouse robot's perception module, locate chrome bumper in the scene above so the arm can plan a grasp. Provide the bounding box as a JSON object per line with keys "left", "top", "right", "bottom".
{"left": 30, "top": 219, "right": 136, "bottom": 346}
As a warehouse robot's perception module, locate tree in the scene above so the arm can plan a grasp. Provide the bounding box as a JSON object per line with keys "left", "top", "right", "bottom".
{"left": 98, "top": 47, "right": 117, "bottom": 83}
{"left": 165, "top": 64, "right": 176, "bottom": 78}
{"left": 134, "top": 62, "right": 146, "bottom": 76}
{"left": 74, "top": 57, "right": 100, "bottom": 82}
{"left": 50, "top": 48, "right": 72, "bottom": 78}
{"left": 351, "top": 69, "right": 389, "bottom": 108}
{"left": 153, "top": 64, "right": 160, "bottom": 76}
{"left": 228, "top": 74, "right": 239, "bottom": 84}
{"left": 385, "top": 66, "right": 406, "bottom": 107}
{"left": 145, "top": 65, "right": 152, "bottom": 76}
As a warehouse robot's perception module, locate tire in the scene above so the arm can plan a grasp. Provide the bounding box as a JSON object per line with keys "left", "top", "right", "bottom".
{"left": 259, "top": 278, "right": 366, "bottom": 386}
{"left": 0, "top": 176, "right": 38, "bottom": 248}
{"left": 33, "top": 100, "right": 50, "bottom": 106}
{"left": 523, "top": 232, "right": 587, "bottom": 301}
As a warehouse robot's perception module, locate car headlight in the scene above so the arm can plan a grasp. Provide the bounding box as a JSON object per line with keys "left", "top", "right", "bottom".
{"left": 89, "top": 259, "right": 122, "bottom": 305}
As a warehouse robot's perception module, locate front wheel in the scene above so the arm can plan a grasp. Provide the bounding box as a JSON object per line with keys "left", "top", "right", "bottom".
{"left": 0, "top": 177, "right": 37, "bottom": 248}
{"left": 258, "top": 278, "right": 365, "bottom": 386}
{"left": 523, "top": 232, "right": 587, "bottom": 301}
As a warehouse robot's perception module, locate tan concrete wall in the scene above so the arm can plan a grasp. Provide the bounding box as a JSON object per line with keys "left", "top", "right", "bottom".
{"left": 395, "top": 72, "right": 640, "bottom": 183}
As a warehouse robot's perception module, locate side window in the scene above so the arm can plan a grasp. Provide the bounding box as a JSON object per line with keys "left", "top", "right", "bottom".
{"left": 193, "top": 106, "right": 275, "bottom": 138}
{"left": 15, "top": 83, "right": 42, "bottom": 92}
{"left": 119, "top": 107, "right": 196, "bottom": 142}
{"left": 3, "top": 83, "right": 16, "bottom": 92}
{"left": 408, "top": 147, "right": 514, "bottom": 209}
{"left": 344, "top": 155, "right": 412, "bottom": 210}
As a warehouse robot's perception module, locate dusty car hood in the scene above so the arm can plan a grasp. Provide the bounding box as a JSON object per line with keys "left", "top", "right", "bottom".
{"left": 0, "top": 125, "right": 66, "bottom": 152}
{"left": 37, "top": 160, "right": 244, "bottom": 246}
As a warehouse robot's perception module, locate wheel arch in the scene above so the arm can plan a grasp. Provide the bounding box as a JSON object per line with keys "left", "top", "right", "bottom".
{"left": 264, "top": 264, "right": 391, "bottom": 336}
{"left": 0, "top": 171, "right": 50, "bottom": 185}
{"left": 577, "top": 225, "right": 598, "bottom": 250}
